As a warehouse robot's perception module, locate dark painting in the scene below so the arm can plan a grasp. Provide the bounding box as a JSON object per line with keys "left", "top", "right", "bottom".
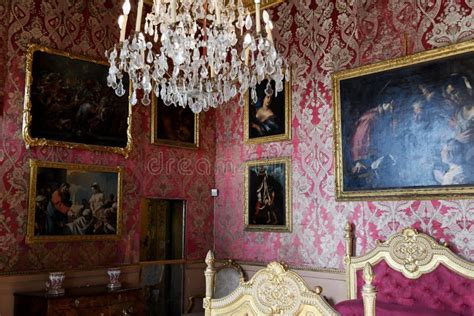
{"left": 334, "top": 42, "right": 474, "bottom": 200}
{"left": 152, "top": 95, "right": 199, "bottom": 148}
{"left": 25, "top": 45, "right": 130, "bottom": 153}
{"left": 27, "top": 160, "right": 122, "bottom": 243}
{"left": 245, "top": 78, "right": 291, "bottom": 143}
{"left": 245, "top": 158, "right": 291, "bottom": 232}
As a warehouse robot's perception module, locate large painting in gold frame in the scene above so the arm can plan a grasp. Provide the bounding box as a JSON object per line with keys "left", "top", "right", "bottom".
{"left": 22, "top": 44, "right": 132, "bottom": 156}
{"left": 244, "top": 77, "right": 291, "bottom": 144}
{"left": 26, "top": 160, "right": 123, "bottom": 243}
{"left": 151, "top": 94, "right": 199, "bottom": 149}
{"left": 244, "top": 157, "right": 291, "bottom": 232}
{"left": 333, "top": 40, "right": 474, "bottom": 201}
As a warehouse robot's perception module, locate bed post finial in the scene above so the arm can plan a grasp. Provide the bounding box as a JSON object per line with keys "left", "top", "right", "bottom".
{"left": 204, "top": 250, "right": 216, "bottom": 315}
{"left": 362, "top": 263, "right": 377, "bottom": 316}
{"left": 344, "top": 222, "right": 354, "bottom": 299}
{"left": 344, "top": 222, "right": 354, "bottom": 264}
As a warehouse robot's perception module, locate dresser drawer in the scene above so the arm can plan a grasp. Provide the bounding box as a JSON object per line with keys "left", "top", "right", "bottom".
{"left": 49, "top": 295, "right": 109, "bottom": 309}
{"left": 14, "top": 285, "right": 143, "bottom": 316}
{"left": 108, "top": 289, "right": 140, "bottom": 305}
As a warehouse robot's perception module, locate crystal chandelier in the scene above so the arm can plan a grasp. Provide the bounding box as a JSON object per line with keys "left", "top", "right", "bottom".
{"left": 106, "top": 0, "right": 289, "bottom": 113}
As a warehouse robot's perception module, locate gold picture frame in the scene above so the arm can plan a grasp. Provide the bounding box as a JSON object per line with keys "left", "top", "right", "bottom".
{"left": 332, "top": 40, "right": 474, "bottom": 201}
{"left": 244, "top": 157, "right": 291, "bottom": 232}
{"left": 151, "top": 94, "right": 199, "bottom": 149}
{"left": 22, "top": 44, "right": 133, "bottom": 157}
{"left": 26, "top": 159, "right": 123, "bottom": 243}
{"left": 244, "top": 76, "right": 292, "bottom": 144}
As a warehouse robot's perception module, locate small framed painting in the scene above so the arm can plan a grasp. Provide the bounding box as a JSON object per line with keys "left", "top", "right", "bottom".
{"left": 22, "top": 44, "right": 132, "bottom": 156}
{"left": 244, "top": 157, "right": 291, "bottom": 232}
{"left": 151, "top": 95, "right": 199, "bottom": 149}
{"left": 26, "top": 160, "right": 123, "bottom": 243}
{"left": 244, "top": 77, "right": 291, "bottom": 144}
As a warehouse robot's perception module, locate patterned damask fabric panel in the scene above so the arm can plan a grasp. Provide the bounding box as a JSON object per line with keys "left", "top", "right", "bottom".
{"left": 0, "top": 1, "right": 9, "bottom": 112}
{"left": 0, "top": 0, "right": 215, "bottom": 272}
{"left": 214, "top": 0, "right": 474, "bottom": 269}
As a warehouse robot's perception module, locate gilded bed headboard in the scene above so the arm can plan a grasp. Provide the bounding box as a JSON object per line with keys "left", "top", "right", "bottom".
{"left": 203, "top": 250, "right": 338, "bottom": 316}
{"left": 344, "top": 223, "right": 474, "bottom": 300}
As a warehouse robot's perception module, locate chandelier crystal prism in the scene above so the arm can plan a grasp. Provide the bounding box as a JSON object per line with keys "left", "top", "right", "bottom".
{"left": 106, "top": 0, "right": 289, "bottom": 113}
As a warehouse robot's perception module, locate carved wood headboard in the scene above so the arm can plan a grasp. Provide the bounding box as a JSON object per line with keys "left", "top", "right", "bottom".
{"left": 344, "top": 224, "right": 474, "bottom": 300}
{"left": 203, "top": 250, "right": 338, "bottom": 316}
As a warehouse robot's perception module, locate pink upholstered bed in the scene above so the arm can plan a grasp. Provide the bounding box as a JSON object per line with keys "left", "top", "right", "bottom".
{"left": 334, "top": 224, "right": 474, "bottom": 316}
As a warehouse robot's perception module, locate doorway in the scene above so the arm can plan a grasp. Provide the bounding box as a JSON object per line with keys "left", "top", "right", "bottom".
{"left": 139, "top": 198, "right": 185, "bottom": 316}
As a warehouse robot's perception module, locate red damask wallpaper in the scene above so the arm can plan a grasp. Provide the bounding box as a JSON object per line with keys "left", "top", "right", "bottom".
{"left": 0, "top": 0, "right": 214, "bottom": 273}
{"left": 214, "top": 0, "right": 474, "bottom": 268}
{"left": 0, "top": 1, "right": 9, "bottom": 111}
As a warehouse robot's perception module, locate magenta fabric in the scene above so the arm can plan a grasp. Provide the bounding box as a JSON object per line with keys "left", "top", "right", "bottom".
{"left": 355, "top": 261, "right": 474, "bottom": 315}
{"left": 335, "top": 299, "right": 462, "bottom": 316}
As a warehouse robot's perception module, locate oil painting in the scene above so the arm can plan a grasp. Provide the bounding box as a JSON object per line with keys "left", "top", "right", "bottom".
{"left": 333, "top": 41, "right": 474, "bottom": 200}
{"left": 27, "top": 160, "right": 123, "bottom": 243}
{"left": 245, "top": 78, "right": 291, "bottom": 144}
{"left": 151, "top": 95, "right": 199, "bottom": 148}
{"left": 244, "top": 157, "right": 291, "bottom": 232}
{"left": 23, "top": 44, "right": 132, "bottom": 156}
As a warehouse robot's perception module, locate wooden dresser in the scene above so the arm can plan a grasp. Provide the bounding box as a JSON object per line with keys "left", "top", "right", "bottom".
{"left": 14, "top": 285, "right": 143, "bottom": 316}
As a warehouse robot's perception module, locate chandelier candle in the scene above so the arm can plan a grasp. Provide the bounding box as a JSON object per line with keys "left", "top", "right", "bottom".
{"left": 107, "top": 0, "right": 289, "bottom": 113}
{"left": 215, "top": 0, "right": 221, "bottom": 25}
{"left": 119, "top": 0, "right": 131, "bottom": 42}
{"left": 255, "top": 0, "right": 261, "bottom": 33}
{"left": 171, "top": 0, "right": 177, "bottom": 23}
{"left": 135, "top": 0, "right": 144, "bottom": 32}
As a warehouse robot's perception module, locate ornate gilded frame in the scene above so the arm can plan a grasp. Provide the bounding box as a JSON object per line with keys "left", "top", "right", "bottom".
{"left": 26, "top": 159, "right": 123, "bottom": 243}
{"left": 150, "top": 95, "right": 199, "bottom": 149}
{"left": 203, "top": 251, "right": 338, "bottom": 316}
{"left": 22, "top": 44, "right": 133, "bottom": 157}
{"left": 343, "top": 224, "right": 474, "bottom": 300}
{"left": 244, "top": 75, "right": 292, "bottom": 144}
{"left": 332, "top": 40, "right": 474, "bottom": 201}
{"left": 244, "top": 157, "right": 292, "bottom": 232}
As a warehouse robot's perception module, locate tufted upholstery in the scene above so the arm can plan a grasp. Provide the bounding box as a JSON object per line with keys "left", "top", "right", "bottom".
{"left": 353, "top": 260, "right": 474, "bottom": 315}
{"left": 335, "top": 299, "right": 463, "bottom": 316}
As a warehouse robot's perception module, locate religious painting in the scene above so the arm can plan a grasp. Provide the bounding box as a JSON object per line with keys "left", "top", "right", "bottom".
{"left": 333, "top": 40, "right": 474, "bottom": 201}
{"left": 26, "top": 160, "right": 123, "bottom": 243}
{"left": 151, "top": 94, "right": 199, "bottom": 148}
{"left": 244, "top": 77, "right": 291, "bottom": 144}
{"left": 23, "top": 44, "right": 132, "bottom": 156}
{"left": 244, "top": 157, "right": 291, "bottom": 232}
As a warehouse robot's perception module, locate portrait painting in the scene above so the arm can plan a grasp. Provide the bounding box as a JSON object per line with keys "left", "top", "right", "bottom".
{"left": 23, "top": 44, "right": 132, "bottom": 156}
{"left": 244, "top": 77, "right": 291, "bottom": 144}
{"left": 26, "top": 160, "right": 123, "bottom": 243}
{"left": 333, "top": 40, "right": 474, "bottom": 201}
{"left": 151, "top": 95, "right": 199, "bottom": 148}
{"left": 244, "top": 157, "right": 291, "bottom": 232}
